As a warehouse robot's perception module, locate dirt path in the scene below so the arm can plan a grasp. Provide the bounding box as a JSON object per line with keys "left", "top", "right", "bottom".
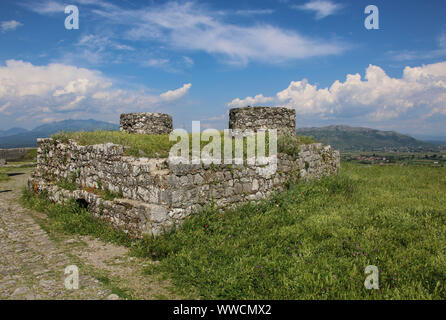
{"left": 0, "top": 168, "right": 179, "bottom": 300}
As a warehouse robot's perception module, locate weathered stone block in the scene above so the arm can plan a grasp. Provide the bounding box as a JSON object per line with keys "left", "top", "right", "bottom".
{"left": 120, "top": 112, "right": 173, "bottom": 135}
{"left": 229, "top": 106, "right": 296, "bottom": 136}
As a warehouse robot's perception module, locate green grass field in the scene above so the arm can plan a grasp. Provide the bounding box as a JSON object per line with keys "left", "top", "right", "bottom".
{"left": 0, "top": 173, "right": 9, "bottom": 182}
{"left": 22, "top": 162, "right": 446, "bottom": 299}
{"left": 0, "top": 163, "right": 37, "bottom": 182}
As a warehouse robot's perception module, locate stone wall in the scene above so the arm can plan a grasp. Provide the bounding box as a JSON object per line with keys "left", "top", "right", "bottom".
{"left": 229, "top": 106, "right": 296, "bottom": 136}
{"left": 120, "top": 113, "right": 173, "bottom": 135}
{"left": 29, "top": 138, "right": 340, "bottom": 238}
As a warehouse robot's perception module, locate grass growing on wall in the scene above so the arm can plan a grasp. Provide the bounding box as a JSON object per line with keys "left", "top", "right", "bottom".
{"left": 51, "top": 130, "right": 315, "bottom": 158}
{"left": 52, "top": 130, "right": 175, "bottom": 158}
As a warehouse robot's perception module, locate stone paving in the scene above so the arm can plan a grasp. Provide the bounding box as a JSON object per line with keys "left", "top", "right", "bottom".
{"left": 0, "top": 169, "right": 111, "bottom": 300}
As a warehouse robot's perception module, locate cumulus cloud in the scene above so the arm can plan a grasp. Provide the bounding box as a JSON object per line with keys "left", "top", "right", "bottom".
{"left": 160, "top": 83, "right": 192, "bottom": 101}
{"left": 228, "top": 94, "right": 275, "bottom": 109}
{"left": 0, "top": 60, "right": 191, "bottom": 126}
{"left": 228, "top": 62, "right": 446, "bottom": 124}
{"left": 292, "top": 0, "right": 343, "bottom": 20}
{"left": 1, "top": 20, "right": 23, "bottom": 32}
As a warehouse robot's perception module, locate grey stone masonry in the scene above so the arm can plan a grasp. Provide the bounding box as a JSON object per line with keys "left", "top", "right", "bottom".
{"left": 229, "top": 106, "right": 296, "bottom": 136}
{"left": 28, "top": 137, "right": 340, "bottom": 238}
{"left": 120, "top": 112, "right": 173, "bottom": 135}
{"left": 0, "top": 158, "right": 5, "bottom": 166}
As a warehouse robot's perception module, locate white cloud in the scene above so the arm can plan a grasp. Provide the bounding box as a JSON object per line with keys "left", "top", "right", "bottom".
{"left": 160, "top": 83, "right": 192, "bottom": 101}
{"left": 183, "top": 56, "right": 194, "bottom": 68}
{"left": 77, "top": 34, "right": 134, "bottom": 52}
{"left": 89, "top": 1, "right": 346, "bottom": 65}
{"left": 1, "top": 20, "right": 23, "bottom": 32}
{"left": 228, "top": 94, "right": 275, "bottom": 108}
{"left": 0, "top": 102, "right": 11, "bottom": 114}
{"left": 228, "top": 62, "right": 446, "bottom": 123}
{"left": 28, "top": 1, "right": 66, "bottom": 14}
{"left": 0, "top": 60, "right": 191, "bottom": 125}
{"left": 144, "top": 58, "right": 170, "bottom": 68}
{"left": 293, "top": 0, "right": 343, "bottom": 20}
{"left": 26, "top": 0, "right": 115, "bottom": 14}
{"left": 388, "top": 32, "right": 446, "bottom": 61}
{"left": 234, "top": 9, "right": 275, "bottom": 16}
{"left": 26, "top": 1, "right": 346, "bottom": 66}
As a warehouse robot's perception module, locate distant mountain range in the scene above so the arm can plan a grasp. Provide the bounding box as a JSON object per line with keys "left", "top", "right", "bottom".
{"left": 0, "top": 127, "right": 29, "bottom": 137}
{"left": 0, "top": 119, "right": 119, "bottom": 148}
{"left": 297, "top": 125, "right": 445, "bottom": 152}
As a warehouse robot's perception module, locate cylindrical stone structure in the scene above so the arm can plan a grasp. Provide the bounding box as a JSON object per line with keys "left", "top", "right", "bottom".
{"left": 120, "top": 112, "right": 173, "bottom": 135}
{"left": 229, "top": 106, "right": 296, "bottom": 135}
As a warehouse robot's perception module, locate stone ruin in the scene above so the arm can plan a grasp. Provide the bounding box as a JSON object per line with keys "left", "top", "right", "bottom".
{"left": 29, "top": 107, "right": 340, "bottom": 238}
{"left": 0, "top": 158, "right": 6, "bottom": 166}
{"left": 120, "top": 112, "right": 173, "bottom": 135}
{"left": 229, "top": 106, "right": 296, "bottom": 136}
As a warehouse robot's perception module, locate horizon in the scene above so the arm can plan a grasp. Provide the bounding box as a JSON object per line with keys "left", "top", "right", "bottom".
{"left": 1, "top": 0, "right": 446, "bottom": 137}
{"left": 3, "top": 117, "right": 446, "bottom": 142}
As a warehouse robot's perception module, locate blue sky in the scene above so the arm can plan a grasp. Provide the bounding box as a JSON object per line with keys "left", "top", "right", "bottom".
{"left": 1, "top": 0, "right": 446, "bottom": 138}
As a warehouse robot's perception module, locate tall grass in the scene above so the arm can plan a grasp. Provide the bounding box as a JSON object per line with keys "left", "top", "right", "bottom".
{"left": 137, "top": 163, "right": 446, "bottom": 299}
{"left": 22, "top": 162, "right": 446, "bottom": 299}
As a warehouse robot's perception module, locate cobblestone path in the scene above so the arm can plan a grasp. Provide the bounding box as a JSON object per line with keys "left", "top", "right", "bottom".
{"left": 0, "top": 167, "right": 181, "bottom": 300}
{"left": 0, "top": 168, "right": 111, "bottom": 299}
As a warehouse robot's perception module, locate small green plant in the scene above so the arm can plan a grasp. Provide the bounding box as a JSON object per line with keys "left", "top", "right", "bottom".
{"left": 56, "top": 177, "right": 77, "bottom": 191}
{"left": 98, "top": 202, "right": 105, "bottom": 215}
{"left": 97, "top": 178, "right": 102, "bottom": 190}
{"left": 102, "top": 188, "right": 123, "bottom": 201}
{"left": 278, "top": 134, "right": 315, "bottom": 159}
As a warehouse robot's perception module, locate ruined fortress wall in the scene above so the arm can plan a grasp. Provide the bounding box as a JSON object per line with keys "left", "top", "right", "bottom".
{"left": 120, "top": 112, "right": 173, "bottom": 135}
{"left": 229, "top": 107, "right": 296, "bottom": 136}
{"left": 29, "top": 138, "right": 340, "bottom": 238}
